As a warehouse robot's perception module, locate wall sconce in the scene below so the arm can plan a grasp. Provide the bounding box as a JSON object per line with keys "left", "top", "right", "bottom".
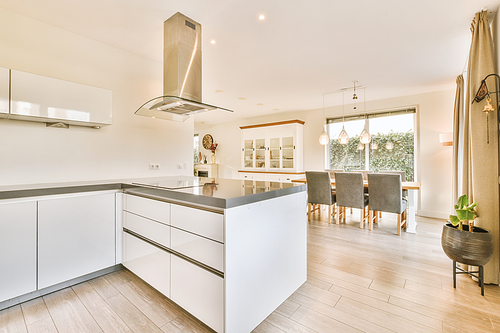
{"left": 473, "top": 73, "right": 499, "bottom": 144}
{"left": 439, "top": 132, "right": 453, "bottom": 146}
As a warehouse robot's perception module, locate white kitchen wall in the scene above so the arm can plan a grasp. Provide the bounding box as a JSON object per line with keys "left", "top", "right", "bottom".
{"left": 0, "top": 8, "right": 193, "bottom": 185}
{"left": 197, "top": 88, "right": 455, "bottom": 219}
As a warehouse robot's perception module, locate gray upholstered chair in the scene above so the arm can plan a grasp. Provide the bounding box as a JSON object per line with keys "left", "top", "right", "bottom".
{"left": 335, "top": 172, "right": 370, "bottom": 228}
{"left": 378, "top": 170, "right": 406, "bottom": 181}
{"left": 325, "top": 169, "right": 344, "bottom": 180}
{"left": 367, "top": 173, "right": 408, "bottom": 235}
{"left": 306, "top": 171, "right": 337, "bottom": 223}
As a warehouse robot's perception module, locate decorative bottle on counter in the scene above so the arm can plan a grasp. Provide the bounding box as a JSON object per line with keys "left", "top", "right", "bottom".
{"left": 211, "top": 153, "right": 216, "bottom": 164}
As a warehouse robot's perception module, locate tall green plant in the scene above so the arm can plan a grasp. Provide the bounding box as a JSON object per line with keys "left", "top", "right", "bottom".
{"left": 449, "top": 194, "right": 477, "bottom": 231}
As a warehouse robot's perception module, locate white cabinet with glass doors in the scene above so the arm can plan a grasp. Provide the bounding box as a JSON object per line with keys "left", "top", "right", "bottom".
{"left": 240, "top": 120, "right": 304, "bottom": 172}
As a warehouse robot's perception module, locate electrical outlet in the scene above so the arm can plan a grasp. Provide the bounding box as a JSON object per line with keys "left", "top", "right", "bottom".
{"left": 149, "top": 163, "right": 160, "bottom": 170}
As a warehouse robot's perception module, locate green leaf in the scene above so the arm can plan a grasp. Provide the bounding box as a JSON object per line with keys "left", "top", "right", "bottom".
{"left": 457, "top": 195, "right": 468, "bottom": 209}
{"left": 449, "top": 215, "right": 460, "bottom": 225}
{"left": 456, "top": 209, "right": 475, "bottom": 221}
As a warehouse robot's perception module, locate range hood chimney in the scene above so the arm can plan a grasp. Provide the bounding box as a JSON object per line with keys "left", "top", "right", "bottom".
{"left": 135, "top": 12, "right": 233, "bottom": 122}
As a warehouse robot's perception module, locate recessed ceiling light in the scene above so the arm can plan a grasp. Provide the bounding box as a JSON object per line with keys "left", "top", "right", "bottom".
{"left": 215, "top": 90, "right": 223, "bottom": 93}
{"left": 238, "top": 97, "right": 246, "bottom": 100}
{"left": 259, "top": 14, "right": 265, "bottom": 20}
{"left": 257, "top": 103, "right": 264, "bottom": 106}
{"left": 210, "top": 40, "right": 216, "bottom": 44}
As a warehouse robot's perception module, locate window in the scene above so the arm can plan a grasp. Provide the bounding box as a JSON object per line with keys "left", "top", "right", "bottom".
{"left": 194, "top": 134, "right": 199, "bottom": 165}
{"left": 326, "top": 109, "right": 415, "bottom": 181}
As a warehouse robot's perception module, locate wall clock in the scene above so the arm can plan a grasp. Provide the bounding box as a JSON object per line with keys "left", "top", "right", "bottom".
{"left": 202, "top": 134, "right": 213, "bottom": 149}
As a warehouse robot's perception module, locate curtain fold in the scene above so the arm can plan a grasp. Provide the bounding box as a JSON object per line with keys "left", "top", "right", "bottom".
{"left": 452, "top": 75, "right": 464, "bottom": 204}
{"left": 465, "top": 10, "right": 499, "bottom": 284}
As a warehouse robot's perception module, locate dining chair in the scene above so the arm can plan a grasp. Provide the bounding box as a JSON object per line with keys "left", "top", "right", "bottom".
{"left": 325, "top": 169, "right": 344, "bottom": 180}
{"left": 378, "top": 170, "right": 406, "bottom": 181}
{"left": 367, "top": 173, "right": 407, "bottom": 235}
{"left": 305, "top": 171, "right": 337, "bottom": 223}
{"left": 334, "top": 172, "right": 370, "bottom": 228}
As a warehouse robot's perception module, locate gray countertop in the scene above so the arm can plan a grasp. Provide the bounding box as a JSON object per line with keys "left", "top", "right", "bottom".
{"left": 0, "top": 176, "right": 306, "bottom": 209}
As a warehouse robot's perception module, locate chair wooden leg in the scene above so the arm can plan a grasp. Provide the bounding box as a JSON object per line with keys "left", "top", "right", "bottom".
{"left": 328, "top": 205, "right": 332, "bottom": 224}
{"left": 350, "top": 207, "right": 353, "bottom": 214}
{"left": 375, "top": 211, "right": 379, "bottom": 224}
{"left": 360, "top": 208, "right": 364, "bottom": 229}
{"left": 397, "top": 213, "right": 402, "bottom": 236}
{"left": 369, "top": 210, "right": 373, "bottom": 231}
{"left": 379, "top": 211, "right": 382, "bottom": 218}
{"left": 343, "top": 207, "right": 346, "bottom": 223}
{"left": 336, "top": 205, "right": 340, "bottom": 224}
{"left": 308, "top": 203, "right": 311, "bottom": 221}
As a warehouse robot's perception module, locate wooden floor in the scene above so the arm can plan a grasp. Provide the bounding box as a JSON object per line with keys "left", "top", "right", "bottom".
{"left": 1, "top": 210, "right": 500, "bottom": 332}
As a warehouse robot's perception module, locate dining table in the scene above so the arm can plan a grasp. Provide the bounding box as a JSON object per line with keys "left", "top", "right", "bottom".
{"left": 291, "top": 178, "right": 421, "bottom": 233}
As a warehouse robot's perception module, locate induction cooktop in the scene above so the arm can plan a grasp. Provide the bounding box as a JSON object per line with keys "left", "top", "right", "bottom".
{"left": 132, "top": 176, "right": 217, "bottom": 190}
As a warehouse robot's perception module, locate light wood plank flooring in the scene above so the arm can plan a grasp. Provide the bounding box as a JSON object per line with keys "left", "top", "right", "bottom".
{"left": 1, "top": 209, "right": 500, "bottom": 332}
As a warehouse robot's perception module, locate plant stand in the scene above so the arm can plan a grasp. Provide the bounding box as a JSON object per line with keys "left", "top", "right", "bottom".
{"left": 453, "top": 260, "right": 485, "bottom": 296}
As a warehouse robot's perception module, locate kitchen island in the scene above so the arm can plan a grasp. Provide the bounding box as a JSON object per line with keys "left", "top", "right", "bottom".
{"left": 0, "top": 176, "right": 307, "bottom": 333}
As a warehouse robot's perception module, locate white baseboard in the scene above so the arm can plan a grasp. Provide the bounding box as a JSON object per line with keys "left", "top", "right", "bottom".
{"left": 417, "top": 210, "right": 449, "bottom": 220}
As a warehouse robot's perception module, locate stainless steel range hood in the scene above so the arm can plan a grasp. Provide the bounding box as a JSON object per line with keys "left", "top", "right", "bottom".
{"left": 135, "top": 12, "right": 233, "bottom": 122}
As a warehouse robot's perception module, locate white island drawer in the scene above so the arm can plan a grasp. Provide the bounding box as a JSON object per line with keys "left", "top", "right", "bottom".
{"left": 171, "top": 228, "right": 223, "bottom": 272}
{"left": 123, "top": 233, "right": 170, "bottom": 297}
{"left": 171, "top": 256, "right": 223, "bottom": 333}
{"left": 171, "top": 205, "right": 223, "bottom": 242}
{"left": 123, "top": 194, "right": 170, "bottom": 225}
{"left": 123, "top": 211, "right": 170, "bottom": 248}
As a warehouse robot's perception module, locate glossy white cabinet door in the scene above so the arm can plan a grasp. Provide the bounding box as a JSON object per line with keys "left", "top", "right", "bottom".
{"left": 123, "top": 194, "right": 170, "bottom": 225}
{"left": 10, "top": 69, "right": 112, "bottom": 127}
{"left": 122, "top": 233, "right": 171, "bottom": 297}
{"left": 0, "top": 200, "right": 37, "bottom": 302}
{"left": 171, "top": 205, "right": 224, "bottom": 242}
{"left": 171, "top": 256, "right": 223, "bottom": 332}
{"left": 171, "top": 227, "right": 223, "bottom": 272}
{"left": 0, "top": 67, "right": 8, "bottom": 118}
{"left": 123, "top": 212, "right": 170, "bottom": 248}
{"left": 38, "top": 192, "right": 116, "bottom": 289}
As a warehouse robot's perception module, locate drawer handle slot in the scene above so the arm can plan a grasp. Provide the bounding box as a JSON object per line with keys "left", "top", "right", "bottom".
{"left": 123, "top": 227, "right": 224, "bottom": 279}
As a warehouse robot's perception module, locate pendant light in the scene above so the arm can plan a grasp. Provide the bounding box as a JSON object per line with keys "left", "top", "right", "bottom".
{"left": 386, "top": 141, "right": 394, "bottom": 150}
{"left": 359, "top": 90, "right": 371, "bottom": 144}
{"left": 319, "top": 94, "right": 329, "bottom": 145}
{"left": 338, "top": 91, "right": 349, "bottom": 144}
{"left": 371, "top": 142, "right": 378, "bottom": 150}
{"left": 357, "top": 142, "right": 364, "bottom": 150}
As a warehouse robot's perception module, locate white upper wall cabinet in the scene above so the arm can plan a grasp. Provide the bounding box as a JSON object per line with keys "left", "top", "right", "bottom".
{"left": 0, "top": 67, "right": 8, "bottom": 118}
{"left": 10, "top": 70, "right": 112, "bottom": 127}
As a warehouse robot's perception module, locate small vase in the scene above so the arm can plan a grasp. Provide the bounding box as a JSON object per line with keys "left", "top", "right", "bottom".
{"left": 211, "top": 153, "right": 216, "bottom": 164}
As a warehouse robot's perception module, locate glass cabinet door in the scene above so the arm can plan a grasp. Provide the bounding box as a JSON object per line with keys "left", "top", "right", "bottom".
{"left": 282, "top": 137, "right": 294, "bottom": 169}
{"left": 269, "top": 138, "right": 280, "bottom": 169}
{"left": 255, "top": 138, "right": 266, "bottom": 169}
{"left": 244, "top": 139, "right": 254, "bottom": 168}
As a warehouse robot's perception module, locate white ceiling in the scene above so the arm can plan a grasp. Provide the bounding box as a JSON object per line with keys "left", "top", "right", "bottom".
{"left": 0, "top": 0, "right": 498, "bottom": 126}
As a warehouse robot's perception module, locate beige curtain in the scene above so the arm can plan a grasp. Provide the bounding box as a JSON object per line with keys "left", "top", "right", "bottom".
{"left": 466, "top": 10, "right": 499, "bottom": 284}
{"left": 452, "top": 75, "right": 463, "bottom": 203}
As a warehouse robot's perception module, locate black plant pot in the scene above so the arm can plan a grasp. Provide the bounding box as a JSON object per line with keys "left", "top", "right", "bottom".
{"left": 441, "top": 223, "right": 494, "bottom": 266}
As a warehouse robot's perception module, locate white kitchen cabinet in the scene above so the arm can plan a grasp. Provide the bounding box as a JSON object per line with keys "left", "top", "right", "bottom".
{"left": 171, "top": 204, "right": 224, "bottom": 243}
{"left": 38, "top": 192, "right": 116, "bottom": 289}
{"left": 171, "top": 255, "right": 224, "bottom": 333}
{"left": 0, "top": 67, "right": 8, "bottom": 118}
{"left": 171, "top": 227, "right": 224, "bottom": 272}
{"left": 10, "top": 69, "right": 112, "bottom": 128}
{"left": 123, "top": 194, "right": 170, "bottom": 225}
{"left": 240, "top": 120, "right": 304, "bottom": 172}
{"left": 123, "top": 233, "right": 171, "bottom": 297}
{"left": 0, "top": 200, "right": 37, "bottom": 303}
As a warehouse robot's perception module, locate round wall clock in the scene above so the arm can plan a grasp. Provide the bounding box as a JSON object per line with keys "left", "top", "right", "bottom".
{"left": 202, "top": 134, "right": 213, "bottom": 149}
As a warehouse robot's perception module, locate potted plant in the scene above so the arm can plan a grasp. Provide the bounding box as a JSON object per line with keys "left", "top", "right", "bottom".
{"left": 441, "top": 194, "right": 493, "bottom": 267}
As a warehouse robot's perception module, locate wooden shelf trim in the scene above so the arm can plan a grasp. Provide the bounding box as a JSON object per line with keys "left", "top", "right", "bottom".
{"left": 240, "top": 119, "right": 305, "bottom": 129}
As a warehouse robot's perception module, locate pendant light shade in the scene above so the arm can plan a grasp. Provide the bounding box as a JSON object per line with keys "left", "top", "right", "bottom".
{"left": 319, "top": 129, "right": 329, "bottom": 145}
{"left": 371, "top": 142, "right": 378, "bottom": 150}
{"left": 360, "top": 128, "right": 371, "bottom": 144}
{"left": 386, "top": 141, "right": 394, "bottom": 150}
{"left": 357, "top": 142, "right": 364, "bottom": 150}
{"left": 484, "top": 96, "right": 495, "bottom": 113}
{"left": 339, "top": 126, "right": 349, "bottom": 144}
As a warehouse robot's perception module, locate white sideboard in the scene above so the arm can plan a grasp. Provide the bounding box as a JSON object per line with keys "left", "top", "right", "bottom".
{"left": 195, "top": 163, "right": 218, "bottom": 178}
